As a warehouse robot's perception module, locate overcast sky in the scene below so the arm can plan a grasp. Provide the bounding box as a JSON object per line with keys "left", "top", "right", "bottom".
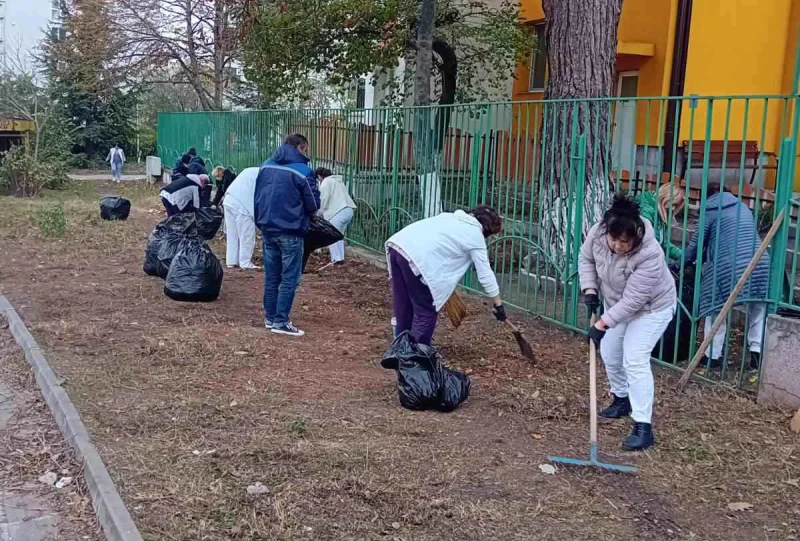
{"left": 4, "top": 0, "right": 52, "bottom": 71}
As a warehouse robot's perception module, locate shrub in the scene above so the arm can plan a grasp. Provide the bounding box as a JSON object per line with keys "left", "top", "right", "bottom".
{"left": 33, "top": 202, "right": 67, "bottom": 238}
{"left": 0, "top": 145, "right": 69, "bottom": 197}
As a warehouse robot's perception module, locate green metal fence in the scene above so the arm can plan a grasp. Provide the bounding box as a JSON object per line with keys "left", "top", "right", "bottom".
{"left": 158, "top": 93, "right": 800, "bottom": 389}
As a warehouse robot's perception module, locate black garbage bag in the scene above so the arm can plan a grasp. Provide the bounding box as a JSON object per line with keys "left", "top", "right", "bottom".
{"left": 652, "top": 264, "right": 695, "bottom": 362}
{"left": 164, "top": 241, "right": 224, "bottom": 302}
{"left": 382, "top": 332, "right": 470, "bottom": 412}
{"left": 301, "top": 214, "right": 344, "bottom": 272}
{"left": 100, "top": 197, "right": 131, "bottom": 221}
{"left": 156, "top": 213, "right": 198, "bottom": 236}
{"left": 155, "top": 233, "right": 197, "bottom": 279}
{"left": 438, "top": 368, "right": 472, "bottom": 412}
{"left": 195, "top": 207, "right": 223, "bottom": 240}
{"left": 144, "top": 228, "right": 169, "bottom": 276}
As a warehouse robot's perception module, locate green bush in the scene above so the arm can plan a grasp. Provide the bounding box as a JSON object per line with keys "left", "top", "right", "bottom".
{"left": 0, "top": 145, "right": 69, "bottom": 197}
{"left": 33, "top": 202, "right": 67, "bottom": 237}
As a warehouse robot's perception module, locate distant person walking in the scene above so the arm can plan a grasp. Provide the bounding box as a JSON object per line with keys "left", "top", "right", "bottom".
{"left": 316, "top": 167, "right": 356, "bottom": 263}
{"left": 106, "top": 144, "right": 126, "bottom": 183}
{"left": 254, "top": 134, "right": 320, "bottom": 337}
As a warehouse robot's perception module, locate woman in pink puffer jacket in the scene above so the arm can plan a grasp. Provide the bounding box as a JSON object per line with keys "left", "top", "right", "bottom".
{"left": 578, "top": 194, "right": 676, "bottom": 451}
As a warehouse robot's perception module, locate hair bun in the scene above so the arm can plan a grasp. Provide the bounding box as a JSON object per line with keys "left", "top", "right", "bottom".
{"left": 610, "top": 193, "right": 641, "bottom": 217}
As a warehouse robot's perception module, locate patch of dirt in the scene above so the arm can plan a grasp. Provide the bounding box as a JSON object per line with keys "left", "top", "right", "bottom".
{"left": 0, "top": 180, "right": 798, "bottom": 540}
{"left": 0, "top": 327, "right": 103, "bottom": 540}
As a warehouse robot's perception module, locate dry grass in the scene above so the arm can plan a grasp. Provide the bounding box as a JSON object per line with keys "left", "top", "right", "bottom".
{"left": 0, "top": 180, "right": 799, "bottom": 541}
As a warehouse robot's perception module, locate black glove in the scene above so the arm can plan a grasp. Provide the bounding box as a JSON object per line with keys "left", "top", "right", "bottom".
{"left": 584, "top": 293, "right": 600, "bottom": 316}
{"left": 492, "top": 303, "right": 507, "bottom": 322}
{"left": 587, "top": 325, "right": 606, "bottom": 349}
{"left": 668, "top": 262, "right": 681, "bottom": 275}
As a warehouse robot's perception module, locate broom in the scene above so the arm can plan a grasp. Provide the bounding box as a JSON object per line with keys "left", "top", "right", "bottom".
{"left": 443, "top": 290, "right": 535, "bottom": 361}
{"left": 443, "top": 291, "right": 468, "bottom": 328}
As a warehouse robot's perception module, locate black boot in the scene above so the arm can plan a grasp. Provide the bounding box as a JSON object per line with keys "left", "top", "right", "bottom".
{"left": 622, "top": 422, "right": 655, "bottom": 451}
{"left": 700, "top": 356, "right": 721, "bottom": 370}
{"left": 749, "top": 351, "right": 761, "bottom": 370}
{"left": 599, "top": 394, "right": 631, "bottom": 419}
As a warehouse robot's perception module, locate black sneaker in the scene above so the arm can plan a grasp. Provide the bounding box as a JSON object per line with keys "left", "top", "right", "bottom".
{"left": 622, "top": 422, "right": 655, "bottom": 451}
{"left": 271, "top": 323, "right": 305, "bottom": 337}
{"left": 599, "top": 394, "right": 631, "bottom": 419}
{"left": 749, "top": 351, "right": 762, "bottom": 370}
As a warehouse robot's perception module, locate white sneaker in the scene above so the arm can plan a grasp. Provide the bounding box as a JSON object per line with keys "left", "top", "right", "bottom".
{"left": 264, "top": 318, "right": 273, "bottom": 329}
{"left": 271, "top": 323, "right": 305, "bottom": 337}
{"left": 241, "top": 264, "right": 262, "bottom": 271}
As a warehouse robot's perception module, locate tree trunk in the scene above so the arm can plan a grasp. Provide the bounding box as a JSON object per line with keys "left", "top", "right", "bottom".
{"left": 213, "top": 0, "right": 227, "bottom": 110}
{"left": 413, "top": 0, "right": 436, "bottom": 107}
{"left": 413, "top": 0, "right": 438, "bottom": 216}
{"left": 539, "top": 0, "right": 623, "bottom": 266}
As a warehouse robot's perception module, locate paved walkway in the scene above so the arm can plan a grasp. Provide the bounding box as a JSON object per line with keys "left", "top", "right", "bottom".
{"left": 0, "top": 334, "right": 101, "bottom": 541}
{"left": 0, "top": 383, "right": 61, "bottom": 541}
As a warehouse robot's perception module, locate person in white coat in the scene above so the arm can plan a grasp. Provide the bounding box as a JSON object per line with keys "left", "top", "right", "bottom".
{"left": 222, "top": 167, "right": 260, "bottom": 270}
{"left": 316, "top": 168, "right": 357, "bottom": 263}
{"left": 106, "top": 144, "right": 126, "bottom": 183}
{"left": 385, "top": 205, "right": 507, "bottom": 345}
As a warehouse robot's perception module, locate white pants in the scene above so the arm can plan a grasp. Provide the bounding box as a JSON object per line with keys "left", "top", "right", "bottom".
{"left": 327, "top": 207, "right": 354, "bottom": 263}
{"left": 223, "top": 205, "right": 256, "bottom": 268}
{"left": 704, "top": 302, "right": 767, "bottom": 360}
{"left": 600, "top": 306, "right": 675, "bottom": 423}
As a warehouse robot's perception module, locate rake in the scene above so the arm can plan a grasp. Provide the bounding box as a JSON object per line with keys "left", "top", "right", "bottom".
{"left": 548, "top": 315, "right": 638, "bottom": 474}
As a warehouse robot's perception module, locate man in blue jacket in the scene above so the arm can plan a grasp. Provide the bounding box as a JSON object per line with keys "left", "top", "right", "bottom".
{"left": 254, "top": 134, "right": 321, "bottom": 337}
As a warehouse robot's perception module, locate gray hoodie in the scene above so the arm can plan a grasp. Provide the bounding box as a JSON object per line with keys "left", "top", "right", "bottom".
{"left": 579, "top": 218, "right": 676, "bottom": 328}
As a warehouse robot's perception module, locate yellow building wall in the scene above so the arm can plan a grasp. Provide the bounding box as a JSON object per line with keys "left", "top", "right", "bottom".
{"left": 680, "top": 0, "right": 792, "bottom": 155}
{"left": 513, "top": 0, "right": 676, "bottom": 146}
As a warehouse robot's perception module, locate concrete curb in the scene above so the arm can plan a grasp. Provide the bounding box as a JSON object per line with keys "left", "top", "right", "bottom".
{"left": 0, "top": 295, "right": 144, "bottom": 541}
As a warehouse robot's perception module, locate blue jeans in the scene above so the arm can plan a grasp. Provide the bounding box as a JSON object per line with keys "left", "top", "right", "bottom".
{"left": 262, "top": 233, "right": 303, "bottom": 327}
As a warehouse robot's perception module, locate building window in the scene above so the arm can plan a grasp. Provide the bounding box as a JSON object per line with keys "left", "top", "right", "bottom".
{"left": 528, "top": 22, "right": 547, "bottom": 92}
{"left": 355, "top": 78, "right": 366, "bottom": 109}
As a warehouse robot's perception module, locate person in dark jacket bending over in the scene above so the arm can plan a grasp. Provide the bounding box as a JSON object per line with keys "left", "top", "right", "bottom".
{"left": 254, "top": 134, "right": 321, "bottom": 337}
{"left": 671, "top": 181, "right": 770, "bottom": 370}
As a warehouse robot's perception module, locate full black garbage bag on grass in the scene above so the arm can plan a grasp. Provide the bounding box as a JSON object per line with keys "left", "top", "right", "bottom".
{"left": 155, "top": 233, "right": 198, "bottom": 279}
{"left": 302, "top": 214, "right": 344, "bottom": 271}
{"left": 438, "top": 368, "right": 472, "bottom": 412}
{"left": 100, "top": 197, "right": 131, "bottom": 220}
{"left": 143, "top": 214, "right": 200, "bottom": 277}
{"left": 164, "top": 240, "right": 223, "bottom": 302}
{"left": 195, "top": 207, "right": 223, "bottom": 240}
{"left": 144, "top": 228, "right": 169, "bottom": 276}
{"left": 157, "top": 213, "right": 198, "bottom": 236}
{"left": 382, "top": 332, "right": 471, "bottom": 412}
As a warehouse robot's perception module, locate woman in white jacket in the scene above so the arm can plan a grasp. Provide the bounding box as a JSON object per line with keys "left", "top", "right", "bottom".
{"left": 316, "top": 168, "right": 357, "bottom": 263}
{"left": 385, "top": 206, "right": 507, "bottom": 345}
{"left": 222, "top": 167, "right": 260, "bottom": 270}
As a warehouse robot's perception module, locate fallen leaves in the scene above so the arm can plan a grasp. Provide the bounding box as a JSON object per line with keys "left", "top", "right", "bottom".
{"left": 726, "top": 502, "right": 753, "bottom": 512}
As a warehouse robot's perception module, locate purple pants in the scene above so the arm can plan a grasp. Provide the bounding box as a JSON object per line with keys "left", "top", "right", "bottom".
{"left": 389, "top": 248, "right": 437, "bottom": 345}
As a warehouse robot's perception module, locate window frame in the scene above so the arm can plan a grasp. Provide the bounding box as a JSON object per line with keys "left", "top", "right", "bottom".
{"left": 527, "top": 21, "right": 547, "bottom": 93}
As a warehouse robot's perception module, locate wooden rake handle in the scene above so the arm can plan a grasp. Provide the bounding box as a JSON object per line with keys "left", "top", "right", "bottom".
{"left": 676, "top": 210, "right": 785, "bottom": 391}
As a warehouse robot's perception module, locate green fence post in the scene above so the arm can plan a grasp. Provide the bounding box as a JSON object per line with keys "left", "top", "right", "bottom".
{"left": 390, "top": 126, "right": 402, "bottom": 235}
{"left": 568, "top": 134, "right": 587, "bottom": 328}
{"left": 769, "top": 137, "right": 794, "bottom": 306}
